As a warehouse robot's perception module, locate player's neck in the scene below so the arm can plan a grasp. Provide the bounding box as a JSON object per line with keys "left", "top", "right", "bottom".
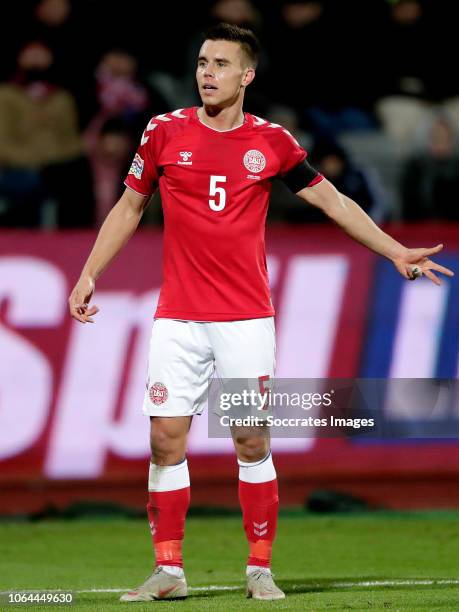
{"left": 198, "top": 104, "right": 245, "bottom": 132}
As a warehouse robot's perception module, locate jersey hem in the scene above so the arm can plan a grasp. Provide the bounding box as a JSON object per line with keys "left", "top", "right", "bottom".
{"left": 154, "top": 309, "right": 275, "bottom": 322}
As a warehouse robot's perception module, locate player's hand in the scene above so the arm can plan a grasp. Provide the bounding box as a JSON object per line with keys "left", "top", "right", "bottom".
{"left": 68, "top": 276, "right": 99, "bottom": 323}
{"left": 393, "top": 243, "right": 454, "bottom": 285}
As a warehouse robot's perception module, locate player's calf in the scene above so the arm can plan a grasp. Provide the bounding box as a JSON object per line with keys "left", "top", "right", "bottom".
{"left": 237, "top": 449, "right": 280, "bottom": 587}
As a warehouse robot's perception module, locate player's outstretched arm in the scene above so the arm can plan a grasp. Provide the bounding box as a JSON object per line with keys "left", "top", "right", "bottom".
{"left": 297, "top": 179, "right": 454, "bottom": 285}
{"left": 69, "top": 187, "right": 150, "bottom": 323}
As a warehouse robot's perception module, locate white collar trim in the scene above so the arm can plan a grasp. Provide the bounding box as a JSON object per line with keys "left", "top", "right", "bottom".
{"left": 197, "top": 110, "right": 245, "bottom": 132}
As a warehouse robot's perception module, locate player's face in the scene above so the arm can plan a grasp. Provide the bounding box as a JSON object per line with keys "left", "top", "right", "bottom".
{"left": 196, "top": 40, "right": 254, "bottom": 107}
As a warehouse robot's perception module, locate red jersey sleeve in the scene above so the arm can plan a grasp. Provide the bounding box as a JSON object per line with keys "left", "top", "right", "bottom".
{"left": 124, "top": 119, "right": 162, "bottom": 196}
{"left": 275, "top": 127, "right": 308, "bottom": 176}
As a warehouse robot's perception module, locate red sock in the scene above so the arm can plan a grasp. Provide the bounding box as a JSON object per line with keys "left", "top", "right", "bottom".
{"left": 238, "top": 452, "right": 279, "bottom": 568}
{"left": 147, "top": 460, "right": 190, "bottom": 568}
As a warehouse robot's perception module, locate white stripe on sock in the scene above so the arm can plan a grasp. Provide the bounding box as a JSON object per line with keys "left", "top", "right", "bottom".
{"left": 148, "top": 459, "right": 190, "bottom": 492}
{"left": 238, "top": 452, "right": 276, "bottom": 484}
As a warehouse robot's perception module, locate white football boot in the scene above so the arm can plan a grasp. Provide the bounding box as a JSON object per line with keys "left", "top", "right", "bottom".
{"left": 246, "top": 568, "right": 285, "bottom": 600}
{"left": 120, "top": 566, "right": 187, "bottom": 601}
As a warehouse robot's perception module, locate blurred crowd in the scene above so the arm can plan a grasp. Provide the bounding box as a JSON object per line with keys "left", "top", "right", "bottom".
{"left": 1, "top": 0, "right": 458, "bottom": 228}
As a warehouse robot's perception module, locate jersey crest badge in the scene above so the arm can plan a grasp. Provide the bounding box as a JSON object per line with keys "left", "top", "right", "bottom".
{"left": 128, "top": 153, "right": 144, "bottom": 180}
{"left": 149, "top": 382, "right": 168, "bottom": 405}
{"left": 243, "top": 150, "right": 266, "bottom": 173}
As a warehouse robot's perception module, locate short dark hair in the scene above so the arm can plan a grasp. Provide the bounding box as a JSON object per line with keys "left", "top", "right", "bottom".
{"left": 203, "top": 23, "right": 260, "bottom": 68}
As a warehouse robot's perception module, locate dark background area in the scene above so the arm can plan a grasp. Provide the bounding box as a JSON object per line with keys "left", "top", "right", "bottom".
{"left": 1, "top": 0, "right": 458, "bottom": 227}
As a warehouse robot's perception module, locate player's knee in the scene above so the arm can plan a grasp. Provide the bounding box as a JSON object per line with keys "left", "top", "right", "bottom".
{"left": 149, "top": 417, "right": 190, "bottom": 465}
{"left": 235, "top": 436, "right": 270, "bottom": 462}
{"left": 150, "top": 429, "right": 174, "bottom": 462}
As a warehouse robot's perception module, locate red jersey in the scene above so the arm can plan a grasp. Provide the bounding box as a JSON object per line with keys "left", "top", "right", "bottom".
{"left": 124, "top": 107, "right": 319, "bottom": 321}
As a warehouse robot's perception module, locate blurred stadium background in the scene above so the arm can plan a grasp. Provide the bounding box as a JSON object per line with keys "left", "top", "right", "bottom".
{"left": 0, "top": 1, "right": 459, "bottom": 607}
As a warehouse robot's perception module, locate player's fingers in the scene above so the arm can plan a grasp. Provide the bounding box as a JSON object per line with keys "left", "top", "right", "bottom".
{"left": 69, "top": 298, "right": 92, "bottom": 322}
{"left": 419, "top": 244, "right": 444, "bottom": 258}
{"left": 428, "top": 261, "right": 454, "bottom": 277}
{"left": 423, "top": 269, "right": 441, "bottom": 286}
{"left": 76, "top": 297, "right": 96, "bottom": 313}
{"left": 72, "top": 308, "right": 97, "bottom": 324}
{"left": 394, "top": 261, "right": 410, "bottom": 279}
{"left": 70, "top": 310, "right": 88, "bottom": 324}
{"left": 75, "top": 304, "right": 99, "bottom": 323}
{"left": 86, "top": 305, "right": 99, "bottom": 316}
{"left": 408, "top": 265, "right": 422, "bottom": 280}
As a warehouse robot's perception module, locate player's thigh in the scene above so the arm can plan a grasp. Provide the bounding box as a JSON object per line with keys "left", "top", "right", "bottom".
{"left": 210, "top": 318, "right": 275, "bottom": 455}
{"left": 210, "top": 317, "right": 276, "bottom": 379}
{"left": 143, "top": 319, "right": 214, "bottom": 417}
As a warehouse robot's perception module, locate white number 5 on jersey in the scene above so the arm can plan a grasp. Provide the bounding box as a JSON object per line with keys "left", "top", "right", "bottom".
{"left": 209, "top": 175, "right": 227, "bottom": 211}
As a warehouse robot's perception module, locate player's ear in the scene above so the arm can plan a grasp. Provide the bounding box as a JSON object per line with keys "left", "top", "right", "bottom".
{"left": 242, "top": 67, "right": 255, "bottom": 88}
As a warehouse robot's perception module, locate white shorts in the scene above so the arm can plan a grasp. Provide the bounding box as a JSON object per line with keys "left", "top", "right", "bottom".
{"left": 143, "top": 317, "right": 275, "bottom": 417}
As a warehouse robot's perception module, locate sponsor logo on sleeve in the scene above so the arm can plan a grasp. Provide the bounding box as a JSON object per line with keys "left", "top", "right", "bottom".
{"left": 128, "top": 153, "right": 144, "bottom": 180}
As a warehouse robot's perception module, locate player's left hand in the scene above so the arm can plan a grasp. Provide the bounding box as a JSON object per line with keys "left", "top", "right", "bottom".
{"left": 393, "top": 243, "right": 454, "bottom": 285}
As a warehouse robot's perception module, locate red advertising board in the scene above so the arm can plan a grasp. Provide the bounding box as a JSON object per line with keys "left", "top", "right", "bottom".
{"left": 1, "top": 225, "right": 459, "bottom": 513}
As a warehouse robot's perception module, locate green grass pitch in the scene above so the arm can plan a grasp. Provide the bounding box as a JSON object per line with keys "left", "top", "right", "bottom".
{"left": 1, "top": 511, "right": 459, "bottom": 610}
